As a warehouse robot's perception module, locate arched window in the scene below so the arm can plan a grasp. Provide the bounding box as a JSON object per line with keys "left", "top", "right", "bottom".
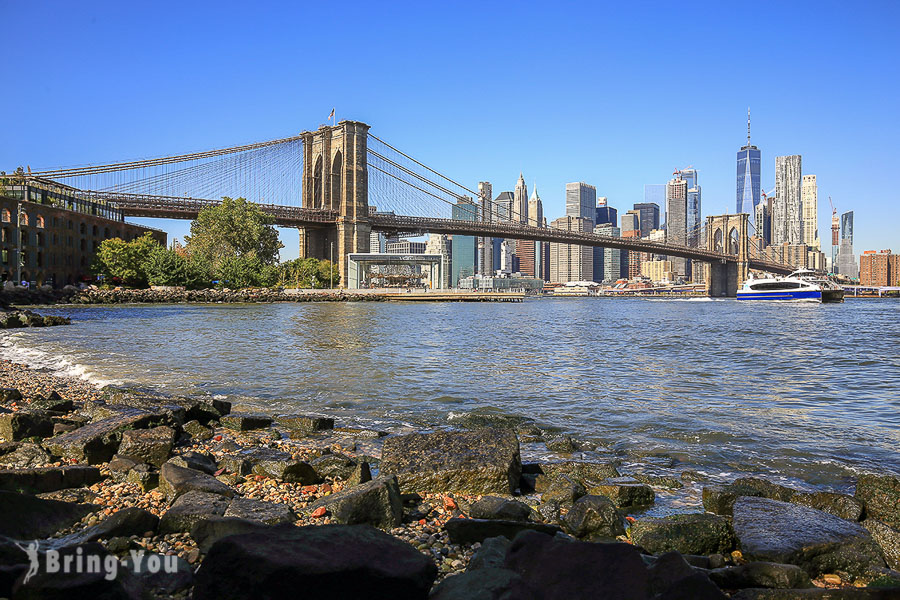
{"left": 36, "top": 215, "right": 45, "bottom": 228}
{"left": 19, "top": 212, "right": 28, "bottom": 227}
{"left": 729, "top": 227, "right": 740, "bottom": 255}
{"left": 331, "top": 151, "right": 343, "bottom": 209}
{"left": 1, "top": 210, "right": 10, "bottom": 223}
{"left": 313, "top": 156, "right": 323, "bottom": 208}
{"left": 713, "top": 229, "right": 724, "bottom": 254}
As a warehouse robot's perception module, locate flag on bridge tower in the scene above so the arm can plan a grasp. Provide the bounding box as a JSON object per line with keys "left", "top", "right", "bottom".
{"left": 328, "top": 108, "right": 335, "bottom": 122}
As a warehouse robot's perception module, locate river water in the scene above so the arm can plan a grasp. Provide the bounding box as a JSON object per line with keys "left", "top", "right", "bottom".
{"left": 2, "top": 298, "right": 898, "bottom": 511}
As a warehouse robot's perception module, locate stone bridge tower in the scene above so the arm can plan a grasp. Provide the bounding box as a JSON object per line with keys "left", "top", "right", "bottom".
{"left": 298, "top": 121, "right": 371, "bottom": 286}
{"left": 705, "top": 213, "right": 749, "bottom": 297}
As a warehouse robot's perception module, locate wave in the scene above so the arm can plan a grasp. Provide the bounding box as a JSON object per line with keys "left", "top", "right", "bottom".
{"left": 0, "top": 332, "right": 123, "bottom": 388}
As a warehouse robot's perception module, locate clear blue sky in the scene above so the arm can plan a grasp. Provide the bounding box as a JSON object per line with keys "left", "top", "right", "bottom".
{"left": 3, "top": 0, "right": 898, "bottom": 259}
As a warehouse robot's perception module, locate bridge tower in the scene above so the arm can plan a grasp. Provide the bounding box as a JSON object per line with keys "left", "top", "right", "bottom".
{"left": 705, "top": 213, "right": 749, "bottom": 297}
{"left": 299, "top": 120, "right": 371, "bottom": 286}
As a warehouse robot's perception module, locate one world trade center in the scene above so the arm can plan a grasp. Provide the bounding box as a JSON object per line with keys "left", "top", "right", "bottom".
{"left": 736, "top": 109, "right": 761, "bottom": 227}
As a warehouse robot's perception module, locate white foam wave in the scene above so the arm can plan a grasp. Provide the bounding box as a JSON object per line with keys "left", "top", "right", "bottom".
{"left": 0, "top": 332, "right": 122, "bottom": 388}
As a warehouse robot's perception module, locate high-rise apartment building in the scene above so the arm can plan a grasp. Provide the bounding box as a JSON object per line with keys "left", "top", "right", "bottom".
{"left": 755, "top": 197, "right": 772, "bottom": 247}
{"left": 633, "top": 202, "right": 660, "bottom": 237}
{"left": 835, "top": 210, "right": 857, "bottom": 279}
{"left": 478, "top": 181, "right": 493, "bottom": 276}
{"left": 514, "top": 174, "right": 528, "bottom": 224}
{"left": 666, "top": 174, "right": 688, "bottom": 277}
{"left": 450, "top": 197, "right": 478, "bottom": 287}
{"left": 858, "top": 250, "right": 895, "bottom": 287}
{"left": 566, "top": 182, "right": 597, "bottom": 221}
{"left": 736, "top": 110, "right": 761, "bottom": 225}
{"left": 594, "top": 223, "right": 621, "bottom": 282}
{"left": 549, "top": 216, "right": 593, "bottom": 283}
{"left": 774, "top": 155, "right": 803, "bottom": 246}
{"left": 801, "top": 175, "right": 819, "bottom": 250}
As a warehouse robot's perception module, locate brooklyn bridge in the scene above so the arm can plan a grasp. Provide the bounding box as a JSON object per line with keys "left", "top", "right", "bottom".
{"left": 18, "top": 120, "right": 795, "bottom": 295}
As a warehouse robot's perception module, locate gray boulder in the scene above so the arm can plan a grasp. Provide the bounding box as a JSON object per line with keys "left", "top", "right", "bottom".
{"left": 539, "top": 474, "right": 586, "bottom": 506}
{"left": 192, "top": 524, "right": 437, "bottom": 599}
{"left": 790, "top": 491, "right": 865, "bottom": 521}
{"left": 380, "top": 428, "right": 521, "bottom": 495}
{"left": 563, "top": 494, "right": 626, "bottom": 541}
{"left": 467, "top": 536, "right": 512, "bottom": 571}
{"left": 116, "top": 425, "right": 175, "bottom": 467}
{"left": 708, "top": 562, "right": 813, "bottom": 589}
{"left": 429, "top": 567, "right": 537, "bottom": 600}
{"left": 630, "top": 513, "right": 735, "bottom": 555}
{"left": 190, "top": 516, "right": 272, "bottom": 553}
{"left": 732, "top": 496, "right": 886, "bottom": 577}
{"left": 310, "top": 453, "right": 371, "bottom": 484}
{"left": 306, "top": 475, "right": 402, "bottom": 530}
{"left": 44, "top": 407, "right": 170, "bottom": 464}
{"left": 0, "top": 411, "right": 53, "bottom": 442}
{"left": 863, "top": 519, "right": 900, "bottom": 570}
{"left": 0, "top": 491, "right": 96, "bottom": 539}
{"left": 0, "top": 465, "right": 102, "bottom": 494}
{"left": 276, "top": 414, "right": 334, "bottom": 434}
{"left": 220, "top": 413, "right": 273, "bottom": 431}
{"left": 703, "top": 477, "right": 797, "bottom": 516}
{"left": 444, "top": 517, "right": 561, "bottom": 545}
{"left": 167, "top": 450, "right": 217, "bottom": 475}
{"left": 856, "top": 474, "right": 900, "bottom": 528}
{"left": 0, "top": 443, "right": 51, "bottom": 469}
{"left": 159, "top": 490, "right": 231, "bottom": 534}
{"left": 589, "top": 477, "right": 655, "bottom": 508}
{"left": 159, "top": 462, "right": 235, "bottom": 503}
{"left": 469, "top": 496, "right": 532, "bottom": 521}
{"left": 224, "top": 497, "right": 296, "bottom": 525}
{"left": 539, "top": 461, "right": 620, "bottom": 487}
{"left": 247, "top": 448, "right": 320, "bottom": 484}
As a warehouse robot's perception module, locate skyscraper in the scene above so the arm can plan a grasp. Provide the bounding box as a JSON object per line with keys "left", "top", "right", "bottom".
{"left": 801, "top": 174, "right": 819, "bottom": 250}
{"left": 494, "top": 191, "right": 514, "bottom": 223}
{"left": 595, "top": 196, "right": 618, "bottom": 227}
{"left": 666, "top": 174, "right": 688, "bottom": 277}
{"left": 566, "top": 182, "right": 597, "bottom": 221}
{"left": 517, "top": 184, "right": 545, "bottom": 278}
{"left": 478, "top": 181, "right": 493, "bottom": 275}
{"left": 424, "top": 233, "right": 451, "bottom": 289}
{"left": 594, "top": 223, "right": 621, "bottom": 282}
{"left": 633, "top": 203, "right": 660, "bottom": 237}
{"left": 514, "top": 174, "right": 528, "bottom": 224}
{"left": 549, "top": 216, "right": 593, "bottom": 283}
{"left": 736, "top": 110, "right": 761, "bottom": 224}
{"left": 755, "top": 198, "right": 772, "bottom": 247}
{"left": 450, "top": 197, "right": 477, "bottom": 287}
{"left": 680, "top": 168, "right": 702, "bottom": 248}
{"left": 835, "top": 210, "right": 857, "bottom": 278}
{"left": 774, "top": 155, "right": 803, "bottom": 246}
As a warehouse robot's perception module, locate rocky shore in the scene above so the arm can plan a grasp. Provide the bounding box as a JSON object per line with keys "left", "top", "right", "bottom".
{"left": 0, "top": 359, "right": 898, "bottom": 599}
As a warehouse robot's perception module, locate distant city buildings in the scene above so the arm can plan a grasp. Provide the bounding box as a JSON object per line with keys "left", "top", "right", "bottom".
{"left": 632, "top": 202, "right": 660, "bottom": 237}
{"left": 386, "top": 239, "right": 426, "bottom": 254}
{"left": 478, "top": 181, "right": 493, "bottom": 277}
{"left": 549, "top": 216, "right": 593, "bottom": 283}
{"left": 514, "top": 174, "right": 528, "bottom": 224}
{"left": 565, "top": 182, "right": 596, "bottom": 221}
{"left": 773, "top": 154, "right": 803, "bottom": 246}
{"left": 801, "top": 174, "right": 819, "bottom": 250}
{"left": 424, "top": 233, "right": 451, "bottom": 289}
{"left": 736, "top": 110, "right": 761, "bottom": 225}
{"left": 859, "top": 250, "right": 900, "bottom": 286}
{"left": 665, "top": 173, "right": 688, "bottom": 278}
{"left": 450, "top": 196, "right": 477, "bottom": 287}
{"left": 595, "top": 196, "right": 617, "bottom": 227}
{"left": 593, "top": 222, "right": 621, "bottom": 282}
{"left": 835, "top": 210, "right": 858, "bottom": 279}
{"left": 517, "top": 184, "right": 545, "bottom": 279}
{"left": 641, "top": 260, "right": 674, "bottom": 283}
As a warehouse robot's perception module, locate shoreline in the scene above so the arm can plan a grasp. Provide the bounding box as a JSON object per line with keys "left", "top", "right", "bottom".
{"left": 0, "top": 354, "right": 898, "bottom": 596}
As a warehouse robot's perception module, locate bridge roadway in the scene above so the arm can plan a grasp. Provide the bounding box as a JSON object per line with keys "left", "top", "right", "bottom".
{"left": 104, "top": 192, "right": 793, "bottom": 275}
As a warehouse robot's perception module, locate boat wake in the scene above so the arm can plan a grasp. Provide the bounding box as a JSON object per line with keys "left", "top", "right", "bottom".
{"left": 0, "top": 332, "right": 122, "bottom": 388}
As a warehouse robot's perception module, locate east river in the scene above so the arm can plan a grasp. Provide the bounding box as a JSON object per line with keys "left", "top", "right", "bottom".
{"left": 3, "top": 297, "right": 898, "bottom": 513}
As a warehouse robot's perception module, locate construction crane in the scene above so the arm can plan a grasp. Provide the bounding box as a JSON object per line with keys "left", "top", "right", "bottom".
{"left": 829, "top": 196, "right": 839, "bottom": 274}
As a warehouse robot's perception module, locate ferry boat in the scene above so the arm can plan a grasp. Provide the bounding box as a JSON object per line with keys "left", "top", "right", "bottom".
{"left": 737, "top": 269, "right": 844, "bottom": 302}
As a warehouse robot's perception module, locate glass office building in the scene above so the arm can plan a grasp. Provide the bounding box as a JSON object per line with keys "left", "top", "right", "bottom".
{"left": 450, "top": 198, "right": 478, "bottom": 287}
{"left": 633, "top": 202, "right": 660, "bottom": 236}
{"left": 737, "top": 145, "right": 761, "bottom": 223}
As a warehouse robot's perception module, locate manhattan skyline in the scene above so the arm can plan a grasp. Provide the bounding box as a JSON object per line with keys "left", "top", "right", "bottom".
{"left": 1, "top": 1, "right": 897, "bottom": 259}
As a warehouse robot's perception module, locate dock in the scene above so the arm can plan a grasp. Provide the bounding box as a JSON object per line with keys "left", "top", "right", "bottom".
{"left": 386, "top": 291, "right": 525, "bottom": 302}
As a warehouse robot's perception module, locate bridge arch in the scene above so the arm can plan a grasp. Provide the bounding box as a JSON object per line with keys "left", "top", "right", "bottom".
{"left": 729, "top": 227, "right": 740, "bottom": 255}
{"left": 713, "top": 228, "right": 724, "bottom": 254}
{"left": 331, "top": 150, "right": 343, "bottom": 211}
{"left": 313, "top": 156, "right": 323, "bottom": 209}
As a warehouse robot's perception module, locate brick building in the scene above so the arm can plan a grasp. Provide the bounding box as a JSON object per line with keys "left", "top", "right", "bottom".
{"left": 859, "top": 250, "right": 898, "bottom": 286}
{"left": 0, "top": 179, "right": 166, "bottom": 287}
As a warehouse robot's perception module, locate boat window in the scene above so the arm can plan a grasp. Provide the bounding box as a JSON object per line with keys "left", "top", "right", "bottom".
{"left": 749, "top": 281, "right": 802, "bottom": 290}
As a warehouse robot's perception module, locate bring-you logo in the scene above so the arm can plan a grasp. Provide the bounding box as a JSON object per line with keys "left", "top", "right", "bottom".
{"left": 16, "top": 542, "right": 179, "bottom": 585}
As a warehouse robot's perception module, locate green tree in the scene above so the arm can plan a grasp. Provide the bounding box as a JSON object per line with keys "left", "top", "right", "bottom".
{"left": 184, "top": 197, "right": 283, "bottom": 275}
{"left": 277, "top": 258, "right": 339, "bottom": 288}
{"left": 91, "top": 232, "right": 159, "bottom": 287}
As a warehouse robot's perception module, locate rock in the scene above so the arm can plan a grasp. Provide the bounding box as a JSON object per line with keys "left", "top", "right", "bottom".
{"left": 306, "top": 475, "right": 402, "bottom": 530}
{"left": 502, "top": 529, "right": 648, "bottom": 600}
{"left": 0, "top": 443, "right": 51, "bottom": 469}
{"left": 332, "top": 426, "right": 388, "bottom": 439}
{"left": 632, "top": 474, "right": 685, "bottom": 489}
{"left": 246, "top": 448, "right": 320, "bottom": 484}
{"left": 545, "top": 435, "right": 577, "bottom": 453}
{"left": 729, "top": 590, "right": 899, "bottom": 599}
{"left": 563, "top": 495, "right": 626, "bottom": 541}
{"left": 193, "top": 524, "right": 437, "bottom": 599}
{"left": 0, "top": 388, "right": 22, "bottom": 403}
{"left": 107, "top": 455, "right": 138, "bottom": 482}
{"left": 159, "top": 490, "right": 231, "bottom": 534}
{"left": 646, "top": 551, "right": 700, "bottom": 596}
{"left": 539, "top": 461, "right": 620, "bottom": 486}
{"left": 731, "top": 496, "right": 886, "bottom": 577}
{"left": 630, "top": 513, "right": 735, "bottom": 555}
{"left": 159, "top": 462, "right": 236, "bottom": 503}
{"left": 856, "top": 474, "right": 900, "bottom": 528}
{"left": 863, "top": 519, "right": 900, "bottom": 570}
{"left": 126, "top": 464, "right": 159, "bottom": 492}
{"left": 276, "top": 414, "right": 334, "bottom": 434}
{"left": 0, "top": 465, "right": 102, "bottom": 494}
{"left": 540, "top": 474, "right": 586, "bottom": 506}
{"left": 43, "top": 408, "right": 170, "bottom": 464}
{"left": 656, "top": 571, "right": 727, "bottom": 600}
{"left": 0, "top": 490, "right": 96, "bottom": 539}
{"left": 9, "top": 542, "right": 143, "bottom": 600}
{"left": 589, "top": 478, "right": 655, "bottom": 507}
{"left": 30, "top": 392, "right": 74, "bottom": 414}
{"left": 0, "top": 411, "right": 54, "bottom": 442}
{"left": 469, "top": 496, "right": 532, "bottom": 521}
{"left": 790, "top": 491, "right": 865, "bottom": 521}
{"left": 116, "top": 425, "right": 175, "bottom": 467}
{"left": 444, "top": 517, "right": 561, "bottom": 545}
{"left": 703, "top": 477, "right": 797, "bottom": 516}
{"left": 58, "top": 507, "right": 160, "bottom": 545}
{"left": 380, "top": 428, "right": 521, "bottom": 495}
{"left": 123, "top": 553, "right": 194, "bottom": 596}
{"left": 182, "top": 419, "right": 213, "bottom": 441}
{"left": 429, "top": 568, "right": 537, "bottom": 600}
{"left": 190, "top": 516, "right": 272, "bottom": 553}
{"left": 167, "top": 450, "right": 217, "bottom": 475}
{"left": 467, "top": 536, "right": 512, "bottom": 571}
{"left": 310, "top": 453, "right": 371, "bottom": 484}
{"left": 224, "top": 497, "right": 296, "bottom": 525}
{"left": 709, "top": 561, "right": 813, "bottom": 589}
{"left": 220, "top": 413, "right": 273, "bottom": 431}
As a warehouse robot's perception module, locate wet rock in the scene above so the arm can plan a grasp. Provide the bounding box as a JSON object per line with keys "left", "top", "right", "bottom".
{"left": 167, "top": 450, "right": 217, "bottom": 475}
{"left": 224, "top": 497, "right": 296, "bottom": 525}
{"left": 703, "top": 477, "right": 797, "bottom": 516}
{"left": 563, "top": 494, "right": 626, "bottom": 541}
{"left": 790, "top": 491, "right": 865, "bottom": 521}
{"left": 116, "top": 425, "right": 175, "bottom": 467}
{"left": 190, "top": 516, "right": 272, "bottom": 553}
{"left": 863, "top": 519, "right": 900, "bottom": 570}
{"left": 632, "top": 473, "right": 685, "bottom": 489}
{"left": 429, "top": 567, "right": 537, "bottom": 600}
{"left": 539, "top": 461, "right": 620, "bottom": 487}
{"left": 502, "top": 530, "right": 648, "bottom": 600}
{"left": 0, "top": 491, "right": 96, "bottom": 539}
{"left": 732, "top": 496, "right": 885, "bottom": 577}
{"left": 0, "top": 442, "right": 50, "bottom": 469}
{"left": 220, "top": 413, "right": 273, "bottom": 431}
{"left": 310, "top": 453, "right": 371, "bottom": 484}
{"left": 0, "top": 411, "right": 54, "bottom": 442}
{"left": 30, "top": 392, "right": 74, "bottom": 414}
{"left": 193, "top": 524, "right": 438, "bottom": 600}
{"left": 467, "top": 536, "right": 511, "bottom": 571}
{"left": 630, "top": 513, "right": 735, "bottom": 555}
{"left": 107, "top": 455, "right": 138, "bottom": 482}
{"left": 856, "top": 474, "right": 900, "bottom": 529}
{"left": 469, "top": 496, "right": 532, "bottom": 521}
{"left": 331, "top": 426, "right": 388, "bottom": 439}
{"left": 246, "top": 448, "right": 320, "bottom": 484}
{"left": 708, "top": 561, "right": 813, "bottom": 589}
{"left": 380, "top": 428, "right": 521, "bottom": 495}
{"left": 589, "top": 477, "right": 655, "bottom": 508}
{"left": 0, "top": 388, "right": 22, "bottom": 403}
{"left": 43, "top": 407, "right": 170, "bottom": 464}
{"left": 159, "top": 490, "right": 231, "bottom": 534}
{"left": 545, "top": 435, "right": 577, "bottom": 453}
{"left": 276, "top": 414, "right": 334, "bottom": 434}
{"left": 444, "top": 517, "right": 561, "bottom": 545}
{"left": 306, "top": 475, "right": 402, "bottom": 530}
{"left": 0, "top": 464, "right": 102, "bottom": 494}
{"left": 159, "top": 462, "right": 235, "bottom": 503}
{"left": 182, "top": 419, "right": 213, "bottom": 441}
{"left": 123, "top": 553, "right": 194, "bottom": 596}
{"left": 126, "top": 464, "right": 159, "bottom": 492}
{"left": 539, "top": 474, "right": 586, "bottom": 506}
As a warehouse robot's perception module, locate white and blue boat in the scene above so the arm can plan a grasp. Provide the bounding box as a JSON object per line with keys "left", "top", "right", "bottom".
{"left": 737, "top": 269, "right": 844, "bottom": 302}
